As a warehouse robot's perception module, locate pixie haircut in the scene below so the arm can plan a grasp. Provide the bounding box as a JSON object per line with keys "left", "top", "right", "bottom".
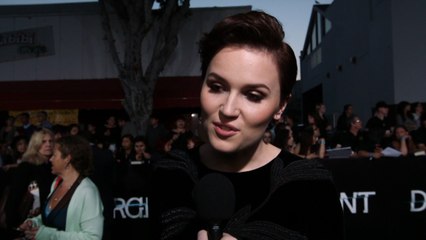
{"left": 199, "top": 10, "right": 297, "bottom": 101}
{"left": 56, "top": 135, "right": 93, "bottom": 177}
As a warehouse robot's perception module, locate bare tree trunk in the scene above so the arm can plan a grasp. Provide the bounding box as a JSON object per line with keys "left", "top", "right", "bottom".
{"left": 99, "top": 0, "right": 190, "bottom": 135}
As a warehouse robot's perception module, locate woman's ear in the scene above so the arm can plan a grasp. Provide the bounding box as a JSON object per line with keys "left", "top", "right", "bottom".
{"left": 65, "top": 154, "right": 72, "bottom": 164}
{"left": 274, "top": 103, "right": 287, "bottom": 120}
{"left": 274, "top": 94, "right": 291, "bottom": 120}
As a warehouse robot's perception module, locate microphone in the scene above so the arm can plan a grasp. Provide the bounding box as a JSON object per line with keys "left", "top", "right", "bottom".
{"left": 193, "top": 173, "right": 235, "bottom": 240}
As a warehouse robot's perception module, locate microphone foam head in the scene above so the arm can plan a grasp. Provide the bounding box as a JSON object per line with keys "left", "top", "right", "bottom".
{"left": 193, "top": 173, "right": 235, "bottom": 221}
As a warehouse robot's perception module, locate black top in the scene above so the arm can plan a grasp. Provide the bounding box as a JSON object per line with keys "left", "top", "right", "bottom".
{"left": 151, "top": 149, "right": 344, "bottom": 240}
{"left": 333, "top": 130, "right": 374, "bottom": 152}
{"left": 42, "top": 176, "right": 82, "bottom": 231}
{"left": 5, "top": 162, "right": 55, "bottom": 228}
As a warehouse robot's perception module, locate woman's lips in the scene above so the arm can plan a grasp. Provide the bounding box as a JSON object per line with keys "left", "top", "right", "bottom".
{"left": 213, "top": 122, "right": 239, "bottom": 137}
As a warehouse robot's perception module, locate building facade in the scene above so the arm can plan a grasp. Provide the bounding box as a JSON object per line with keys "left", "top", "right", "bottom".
{"left": 301, "top": 0, "right": 426, "bottom": 123}
{"left": 0, "top": 3, "right": 249, "bottom": 111}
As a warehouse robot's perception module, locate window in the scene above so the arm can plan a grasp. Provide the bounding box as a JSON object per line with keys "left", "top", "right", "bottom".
{"left": 325, "top": 18, "right": 332, "bottom": 33}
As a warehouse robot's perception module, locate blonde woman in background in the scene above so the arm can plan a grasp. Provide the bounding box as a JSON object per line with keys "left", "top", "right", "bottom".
{"left": 2, "top": 128, "right": 55, "bottom": 238}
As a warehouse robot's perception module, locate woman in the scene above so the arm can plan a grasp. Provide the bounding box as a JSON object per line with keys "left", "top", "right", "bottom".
{"left": 336, "top": 104, "right": 354, "bottom": 132}
{"left": 396, "top": 101, "right": 416, "bottom": 132}
{"left": 314, "top": 103, "right": 332, "bottom": 139}
{"left": 294, "top": 126, "right": 326, "bottom": 159}
{"left": 153, "top": 11, "right": 343, "bottom": 240}
{"left": 3, "top": 135, "right": 28, "bottom": 168}
{"left": 116, "top": 134, "right": 135, "bottom": 164}
{"left": 169, "top": 115, "right": 194, "bottom": 152}
{"left": 390, "top": 125, "right": 417, "bottom": 156}
{"left": 272, "top": 122, "right": 296, "bottom": 154}
{"left": 18, "top": 135, "right": 103, "bottom": 239}
{"left": 3, "top": 129, "right": 55, "bottom": 236}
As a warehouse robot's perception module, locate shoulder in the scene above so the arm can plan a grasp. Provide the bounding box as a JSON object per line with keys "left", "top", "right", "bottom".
{"left": 273, "top": 151, "right": 333, "bottom": 185}
{"left": 79, "top": 177, "right": 98, "bottom": 189}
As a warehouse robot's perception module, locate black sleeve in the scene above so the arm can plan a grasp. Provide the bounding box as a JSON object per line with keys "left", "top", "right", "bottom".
{"left": 263, "top": 179, "right": 345, "bottom": 240}
{"left": 149, "top": 167, "right": 199, "bottom": 240}
{"left": 303, "top": 179, "right": 345, "bottom": 240}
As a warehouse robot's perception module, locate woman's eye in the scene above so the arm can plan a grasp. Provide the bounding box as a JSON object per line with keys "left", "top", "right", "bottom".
{"left": 246, "top": 91, "right": 264, "bottom": 103}
{"left": 208, "top": 82, "right": 224, "bottom": 93}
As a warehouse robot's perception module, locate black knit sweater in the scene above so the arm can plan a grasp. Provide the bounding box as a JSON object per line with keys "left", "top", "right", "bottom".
{"left": 151, "top": 149, "right": 345, "bottom": 240}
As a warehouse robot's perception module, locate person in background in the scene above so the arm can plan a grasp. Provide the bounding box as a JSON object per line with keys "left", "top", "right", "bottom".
{"left": 262, "top": 129, "right": 273, "bottom": 144}
{"left": 100, "top": 115, "right": 120, "bottom": 151}
{"left": 17, "top": 112, "right": 36, "bottom": 140}
{"left": 3, "top": 135, "right": 28, "bottom": 169}
{"left": 18, "top": 135, "right": 103, "bottom": 240}
{"left": 336, "top": 104, "right": 354, "bottom": 132}
{"left": 52, "top": 125, "right": 66, "bottom": 142}
{"left": 81, "top": 122, "right": 98, "bottom": 143}
{"left": 314, "top": 103, "right": 332, "bottom": 139}
{"left": 294, "top": 126, "right": 326, "bottom": 159}
{"left": 146, "top": 114, "right": 170, "bottom": 153}
{"left": 3, "top": 129, "right": 55, "bottom": 238}
{"left": 333, "top": 115, "right": 382, "bottom": 159}
{"left": 366, "top": 101, "right": 392, "bottom": 147}
{"left": 169, "top": 115, "right": 193, "bottom": 152}
{"left": 132, "top": 136, "right": 152, "bottom": 164}
{"left": 117, "top": 115, "right": 137, "bottom": 137}
{"left": 68, "top": 124, "right": 80, "bottom": 136}
{"left": 411, "top": 102, "right": 424, "bottom": 130}
{"left": 0, "top": 116, "right": 18, "bottom": 147}
{"left": 412, "top": 114, "right": 426, "bottom": 151}
{"left": 36, "top": 111, "right": 53, "bottom": 130}
{"left": 115, "top": 134, "right": 134, "bottom": 164}
{"left": 152, "top": 10, "right": 343, "bottom": 240}
{"left": 395, "top": 101, "right": 417, "bottom": 133}
{"left": 272, "top": 122, "right": 296, "bottom": 154}
{"left": 389, "top": 125, "right": 417, "bottom": 156}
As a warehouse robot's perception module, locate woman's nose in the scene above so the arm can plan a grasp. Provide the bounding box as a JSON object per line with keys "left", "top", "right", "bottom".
{"left": 219, "top": 93, "right": 240, "bottom": 117}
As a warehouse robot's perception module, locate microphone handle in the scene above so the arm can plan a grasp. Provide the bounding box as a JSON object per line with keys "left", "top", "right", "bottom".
{"left": 208, "top": 223, "right": 222, "bottom": 240}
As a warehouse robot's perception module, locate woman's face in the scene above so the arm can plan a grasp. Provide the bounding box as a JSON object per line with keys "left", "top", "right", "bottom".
{"left": 263, "top": 131, "right": 272, "bottom": 144}
{"left": 16, "top": 139, "right": 28, "bottom": 153}
{"left": 107, "top": 116, "right": 116, "bottom": 126}
{"left": 200, "top": 47, "right": 284, "bottom": 153}
{"left": 39, "top": 134, "right": 53, "bottom": 157}
{"left": 50, "top": 145, "right": 68, "bottom": 175}
{"left": 121, "top": 137, "right": 132, "bottom": 150}
{"left": 175, "top": 119, "right": 185, "bottom": 128}
{"left": 395, "top": 127, "right": 408, "bottom": 139}
{"left": 134, "top": 141, "right": 146, "bottom": 154}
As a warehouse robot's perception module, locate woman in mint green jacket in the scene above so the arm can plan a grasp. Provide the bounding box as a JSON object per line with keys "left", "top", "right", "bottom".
{"left": 18, "top": 135, "right": 104, "bottom": 240}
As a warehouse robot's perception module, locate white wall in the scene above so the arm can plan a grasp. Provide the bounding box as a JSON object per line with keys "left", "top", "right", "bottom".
{"left": 0, "top": 3, "right": 250, "bottom": 82}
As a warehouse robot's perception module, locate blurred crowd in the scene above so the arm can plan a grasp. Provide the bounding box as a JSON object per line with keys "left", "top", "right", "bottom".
{"left": 265, "top": 101, "right": 426, "bottom": 160}
{"left": 1, "top": 100, "right": 425, "bottom": 170}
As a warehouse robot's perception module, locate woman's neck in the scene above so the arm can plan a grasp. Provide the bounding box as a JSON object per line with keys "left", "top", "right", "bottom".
{"left": 200, "top": 142, "right": 280, "bottom": 173}
{"left": 59, "top": 169, "right": 80, "bottom": 189}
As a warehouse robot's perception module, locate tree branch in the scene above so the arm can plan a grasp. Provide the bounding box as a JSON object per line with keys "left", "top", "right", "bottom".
{"left": 146, "top": 0, "right": 190, "bottom": 83}
{"left": 99, "top": 0, "right": 125, "bottom": 76}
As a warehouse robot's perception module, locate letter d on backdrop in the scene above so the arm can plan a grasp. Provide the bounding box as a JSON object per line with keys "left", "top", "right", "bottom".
{"left": 410, "top": 190, "right": 426, "bottom": 212}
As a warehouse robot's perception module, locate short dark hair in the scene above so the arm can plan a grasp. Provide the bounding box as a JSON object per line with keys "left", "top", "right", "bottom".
{"left": 56, "top": 135, "right": 93, "bottom": 177}
{"left": 199, "top": 10, "right": 297, "bottom": 101}
{"left": 343, "top": 104, "right": 352, "bottom": 112}
{"left": 375, "top": 101, "right": 388, "bottom": 111}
